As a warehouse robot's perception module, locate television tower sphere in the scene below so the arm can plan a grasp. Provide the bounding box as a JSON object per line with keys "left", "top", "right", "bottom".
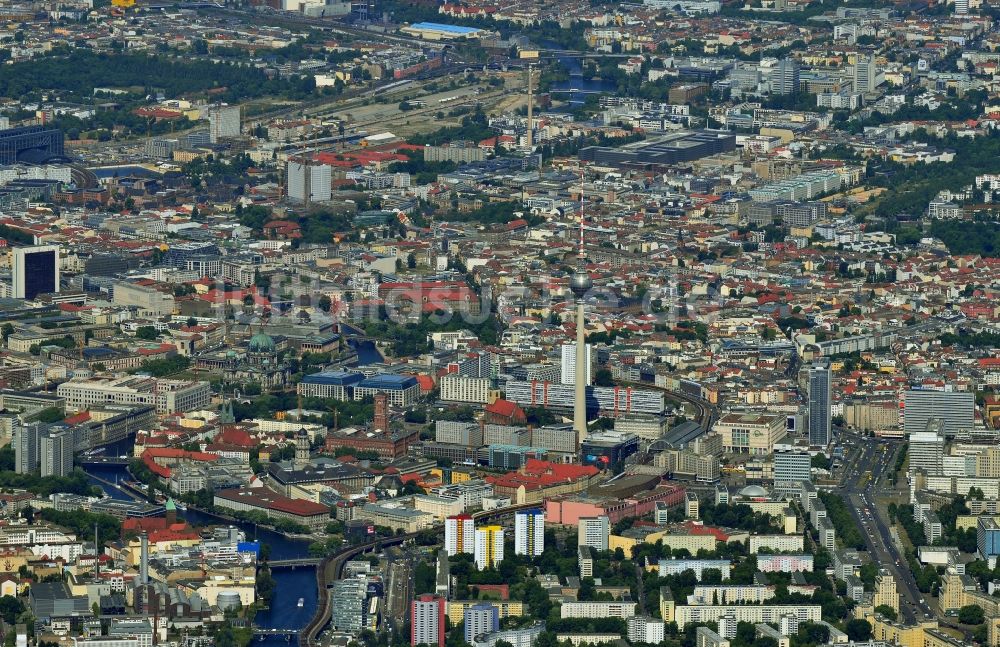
{"left": 570, "top": 268, "right": 592, "bottom": 299}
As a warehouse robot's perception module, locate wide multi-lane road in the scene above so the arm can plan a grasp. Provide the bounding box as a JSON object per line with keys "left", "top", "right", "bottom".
{"left": 836, "top": 434, "right": 932, "bottom": 624}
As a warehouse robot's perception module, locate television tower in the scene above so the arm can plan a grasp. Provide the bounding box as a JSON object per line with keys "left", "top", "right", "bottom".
{"left": 570, "top": 175, "right": 592, "bottom": 451}
{"left": 526, "top": 64, "right": 535, "bottom": 150}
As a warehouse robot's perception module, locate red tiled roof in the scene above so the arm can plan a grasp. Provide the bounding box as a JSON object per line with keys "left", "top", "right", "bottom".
{"left": 141, "top": 447, "right": 220, "bottom": 478}
{"left": 63, "top": 412, "right": 91, "bottom": 425}
{"left": 681, "top": 521, "right": 728, "bottom": 541}
{"left": 215, "top": 488, "right": 329, "bottom": 517}
{"left": 485, "top": 399, "right": 519, "bottom": 417}
{"left": 144, "top": 447, "right": 220, "bottom": 461}
{"left": 485, "top": 460, "right": 598, "bottom": 491}
{"left": 149, "top": 528, "right": 201, "bottom": 542}
{"left": 218, "top": 426, "right": 256, "bottom": 447}
{"left": 206, "top": 442, "right": 250, "bottom": 454}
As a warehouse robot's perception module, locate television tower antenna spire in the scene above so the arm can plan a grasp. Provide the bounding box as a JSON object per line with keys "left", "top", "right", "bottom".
{"left": 570, "top": 168, "right": 592, "bottom": 453}
{"left": 579, "top": 170, "right": 585, "bottom": 259}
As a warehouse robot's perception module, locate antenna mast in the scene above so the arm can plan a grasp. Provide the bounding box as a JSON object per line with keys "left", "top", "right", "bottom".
{"left": 579, "top": 170, "right": 585, "bottom": 260}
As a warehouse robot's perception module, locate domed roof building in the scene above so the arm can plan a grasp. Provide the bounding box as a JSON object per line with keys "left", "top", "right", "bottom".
{"left": 214, "top": 329, "right": 291, "bottom": 390}
{"left": 737, "top": 484, "right": 769, "bottom": 498}
{"left": 248, "top": 332, "right": 276, "bottom": 354}
{"left": 192, "top": 327, "right": 291, "bottom": 390}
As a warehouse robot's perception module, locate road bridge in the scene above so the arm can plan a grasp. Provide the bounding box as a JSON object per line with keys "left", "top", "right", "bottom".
{"left": 547, "top": 89, "right": 608, "bottom": 94}
{"left": 77, "top": 457, "right": 131, "bottom": 466}
{"left": 253, "top": 628, "right": 300, "bottom": 640}
{"left": 268, "top": 558, "right": 322, "bottom": 568}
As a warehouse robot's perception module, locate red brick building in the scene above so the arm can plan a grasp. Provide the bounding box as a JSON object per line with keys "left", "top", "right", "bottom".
{"left": 324, "top": 427, "right": 418, "bottom": 460}
{"left": 484, "top": 399, "right": 526, "bottom": 425}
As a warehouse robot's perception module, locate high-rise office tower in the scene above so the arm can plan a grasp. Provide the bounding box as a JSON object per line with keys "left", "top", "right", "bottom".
{"left": 978, "top": 518, "right": 1000, "bottom": 560}
{"left": 514, "top": 509, "right": 545, "bottom": 556}
{"left": 208, "top": 105, "right": 240, "bottom": 143}
{"left": 411, "top": 595, "right": 445, "bottom": 647}
{"left": 578, "top": 516, "right": 610, "bottom": 552}
{"left": 772, "top": 58, "right": 801, "bottom": 96}
{"left": 463, "top": 603, "right": 499, "bottom": 643}
{"left": 40, "top": 428, "right": 73, "bottom": 477}
{"left": 561, "top": 342, "right": 594, "bottom": 386}
{"left": 908, "top": 431, "right": 945, "bottom": 475}
{"left": 852, "top": 54, "right": 878, "bottom": 93}
{"left": 12, "top": 245, "right": 60, "bottom": 299}
{"left": 13, "top": 422, "right": 40, "bottom": 474}
{"left": 286, "top": 159, "right": 332, "bottom": 203}
{"left": 902, "top": 390, "right": 974, "bottom": 437}
{"left": 774, "top": 449, "right": 812, "bottom": 484}
{"left": 331, "top": 578, "right": 368, "bottom": 633}
{"left": 444, "top": 514, "right": 475, "bottom": 557}
{"left": 954, "top": 0, "right": 969, "bottom": 15}
{"left": 474, "top": 525, "right": 504, "bottom": 570}
{"left": 808, "top": 361, "right": 831, "bottom": 448}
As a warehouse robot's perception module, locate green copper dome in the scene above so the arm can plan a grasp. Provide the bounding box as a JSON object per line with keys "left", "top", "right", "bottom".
{"left": 248, "top": 332, "right": 276, "bottom": 353}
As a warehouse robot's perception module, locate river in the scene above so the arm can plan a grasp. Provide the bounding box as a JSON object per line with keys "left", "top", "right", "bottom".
{"left": 540, "top": 40, "right": 618, "bottom": 108}
{"left": 81, "top": 462, "right": 318, "bottom": 646}
{"left": 339, "top": 323, "right": 384, "bottom": 365}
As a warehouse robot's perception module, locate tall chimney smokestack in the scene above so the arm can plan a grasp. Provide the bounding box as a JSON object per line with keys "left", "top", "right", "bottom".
{"left": 140, "top": 532, "right": 149, "bottom": 585}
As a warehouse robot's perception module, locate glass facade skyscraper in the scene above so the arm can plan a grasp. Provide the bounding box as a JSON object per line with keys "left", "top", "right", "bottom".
{"left": 808, "top": 361, "right": 831, "bottom": 447}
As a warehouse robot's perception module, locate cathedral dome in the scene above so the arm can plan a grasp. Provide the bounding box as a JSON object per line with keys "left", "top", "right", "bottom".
{"left": 248, "top": 332, "right": 276, "bottom": 353}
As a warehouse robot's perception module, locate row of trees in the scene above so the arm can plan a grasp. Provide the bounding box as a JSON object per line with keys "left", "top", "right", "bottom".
{"left": 360, "top": 308, "right": 501, "bottom": 356}
{"left": 887, "top": 504, "right": 943, "bottom": 594}
{"left": 38, "top": 508, "right": 120, "bottom": 542}
{"left": 0, "top": 50, "right": 317, "bottom": 104}
{"left": 231, "top": 392, "right": 374, "bottom": 427}
{"left": 50, "top": 111, "right": 194, "bottom": 142}
{"left": 0, "top": 447, "right": 100, "bottom": 497}
{"left": 817, "top": 491, "right": 865, "bottom": 550}
{"left": 136, "top": 355, "right": 190, "bottom": 377}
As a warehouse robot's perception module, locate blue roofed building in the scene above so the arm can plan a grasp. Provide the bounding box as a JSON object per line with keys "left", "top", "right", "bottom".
{"left": 297, "top": 370, "right": 365, "bottom": 400}
{"left": 354, "top": 374, "right": 421, "bottom": 406}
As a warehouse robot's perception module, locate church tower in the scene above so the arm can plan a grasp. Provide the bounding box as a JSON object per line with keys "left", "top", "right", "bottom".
{"left": 294, "top": 428, "right": 310, "bottom": 469}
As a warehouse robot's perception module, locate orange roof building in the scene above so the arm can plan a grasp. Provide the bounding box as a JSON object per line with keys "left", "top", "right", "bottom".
{"left": 485, "top": 459, "right": 598, "bottom": 504}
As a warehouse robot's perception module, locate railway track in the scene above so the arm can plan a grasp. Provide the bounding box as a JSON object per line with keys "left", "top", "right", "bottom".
{"left": 332, "top": 87, "right": 506, "bottom": 132}
{"left": 622, "top": 382, "right": 717, "bottom": 433}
